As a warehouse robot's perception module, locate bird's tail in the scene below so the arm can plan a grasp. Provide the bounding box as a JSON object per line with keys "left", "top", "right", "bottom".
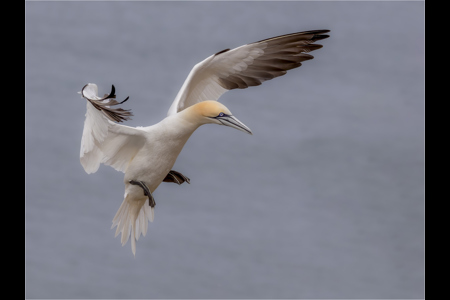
{"left": 111, "top": 193, "right": 154, "bottom": 256}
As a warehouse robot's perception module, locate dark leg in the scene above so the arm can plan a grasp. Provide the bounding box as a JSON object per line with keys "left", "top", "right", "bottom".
{"left": 163, "top": 170, "right": 191, "bottom": 185}
{"left": 129, "top": 180, "right": 156, "bottom": 207}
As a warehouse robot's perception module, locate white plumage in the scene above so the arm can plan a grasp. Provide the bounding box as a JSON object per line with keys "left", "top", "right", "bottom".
{"left": 79, "top": 30, "right": 329, "bottom": 255}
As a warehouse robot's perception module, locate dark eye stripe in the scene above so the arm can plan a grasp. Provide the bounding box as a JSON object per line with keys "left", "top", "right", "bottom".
{"left": 217, "top": 112, "right": 230, "bottom": 118}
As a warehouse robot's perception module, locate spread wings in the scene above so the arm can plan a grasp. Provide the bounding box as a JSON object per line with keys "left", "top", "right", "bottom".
{"left": 79, "top": 30, "right": 330, "bottom": 172}
{"left": 167, "top": 29, "right": 330, "bottom": 116}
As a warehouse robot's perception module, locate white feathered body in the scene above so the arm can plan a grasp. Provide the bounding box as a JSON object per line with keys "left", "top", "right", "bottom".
{"left": 124, "top": 114, "right": 199, "bottom": 193}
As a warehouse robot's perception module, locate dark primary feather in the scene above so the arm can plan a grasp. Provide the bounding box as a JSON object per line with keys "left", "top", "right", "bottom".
{"left": 81, "top": 84, "right": 133, "bottom": 123}
{"left": 216, "top": 30, "right": 330, "bottom": 90}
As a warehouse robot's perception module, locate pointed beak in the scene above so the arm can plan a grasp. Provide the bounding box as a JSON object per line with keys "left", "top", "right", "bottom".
{"left": 216, "top": 115, "right": 253, "bottom": 135}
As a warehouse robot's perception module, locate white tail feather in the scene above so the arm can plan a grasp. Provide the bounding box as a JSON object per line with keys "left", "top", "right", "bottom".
{"left": 111, "top": 194, "right": 154, "bottom": 256}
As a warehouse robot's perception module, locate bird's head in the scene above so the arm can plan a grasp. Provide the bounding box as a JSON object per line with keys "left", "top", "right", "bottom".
{"left": 192, "top": 101, "right": 252, "bottom": 135}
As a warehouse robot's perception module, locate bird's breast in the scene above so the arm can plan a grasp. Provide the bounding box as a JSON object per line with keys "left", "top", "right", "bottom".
{"left": 123, "top": 117, "right": 198, "bottom": 192}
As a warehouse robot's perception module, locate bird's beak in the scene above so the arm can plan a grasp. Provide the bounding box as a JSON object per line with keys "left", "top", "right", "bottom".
{"left": 215, "top": 115, "right": 253, "bottom": 135}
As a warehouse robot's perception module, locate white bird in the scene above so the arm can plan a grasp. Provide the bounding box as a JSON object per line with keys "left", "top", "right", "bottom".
{"left": 79, "top": 30, "right": 330, "bottom": 255}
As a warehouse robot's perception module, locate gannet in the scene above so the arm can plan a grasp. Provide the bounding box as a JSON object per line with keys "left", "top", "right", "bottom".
{"left": 79, "top": 30, "right": 330, "bottom": 255}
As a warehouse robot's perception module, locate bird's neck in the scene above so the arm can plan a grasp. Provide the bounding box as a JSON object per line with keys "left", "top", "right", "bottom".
{"left": 161, "top": 108, "right": 205, "bottom": 142}
{"left": 173, "top": 104, "right": 211, "bottom": 128}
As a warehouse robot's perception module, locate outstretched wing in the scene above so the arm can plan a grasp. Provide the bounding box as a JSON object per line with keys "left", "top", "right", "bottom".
{"left": 80, "top": 83, "right": 146, "bottom": 174}
{"left": 167, "top": 30, "right": 330, "bottom": 116}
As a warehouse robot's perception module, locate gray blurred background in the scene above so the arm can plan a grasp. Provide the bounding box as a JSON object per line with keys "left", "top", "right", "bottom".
{"left": 25, "top": 1, "right": 424, "bottom": 299}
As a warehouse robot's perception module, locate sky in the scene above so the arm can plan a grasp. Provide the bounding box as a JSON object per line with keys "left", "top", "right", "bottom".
{"left": 25, "top": 1, "right": 424, "bottom": 299}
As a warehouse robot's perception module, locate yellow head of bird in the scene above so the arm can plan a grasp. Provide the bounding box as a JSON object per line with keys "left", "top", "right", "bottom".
{"left": 190, "top": 101, "right": 252, "bottom": 135}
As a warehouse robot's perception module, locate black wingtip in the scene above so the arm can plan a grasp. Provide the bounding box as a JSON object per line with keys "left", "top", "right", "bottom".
{"left": 214, "top": 48, "right": 231, "bottom": 56}
{"left": 81, "top": 83, "right": 133, "bottom": 123}
{"left": 306, "top": 29, "right": 330, "bottom": 34}
{"left": 313, "top": 34, "right": 330, "bottom": 41}
{"left": 119, "top": 96, "right": 130, "bottom": 104}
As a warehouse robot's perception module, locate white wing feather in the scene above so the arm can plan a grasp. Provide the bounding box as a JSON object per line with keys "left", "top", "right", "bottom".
{"left": 166, "top": 45, "right": 261, "bottom": 116}
{"left": 80, "top": 84, "right": 145, "bottom": 174}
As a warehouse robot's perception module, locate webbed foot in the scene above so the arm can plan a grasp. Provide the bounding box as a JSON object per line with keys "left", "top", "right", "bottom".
{"left": 129, "top": 180, "right": 156, "bottom": 207}
{"left": 163, "top": 170, "right": 191, "bottom": 185}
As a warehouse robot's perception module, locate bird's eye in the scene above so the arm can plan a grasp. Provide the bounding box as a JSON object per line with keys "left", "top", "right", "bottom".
{"left": 218, "top": 112, "right": 224, "bottom": 117}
